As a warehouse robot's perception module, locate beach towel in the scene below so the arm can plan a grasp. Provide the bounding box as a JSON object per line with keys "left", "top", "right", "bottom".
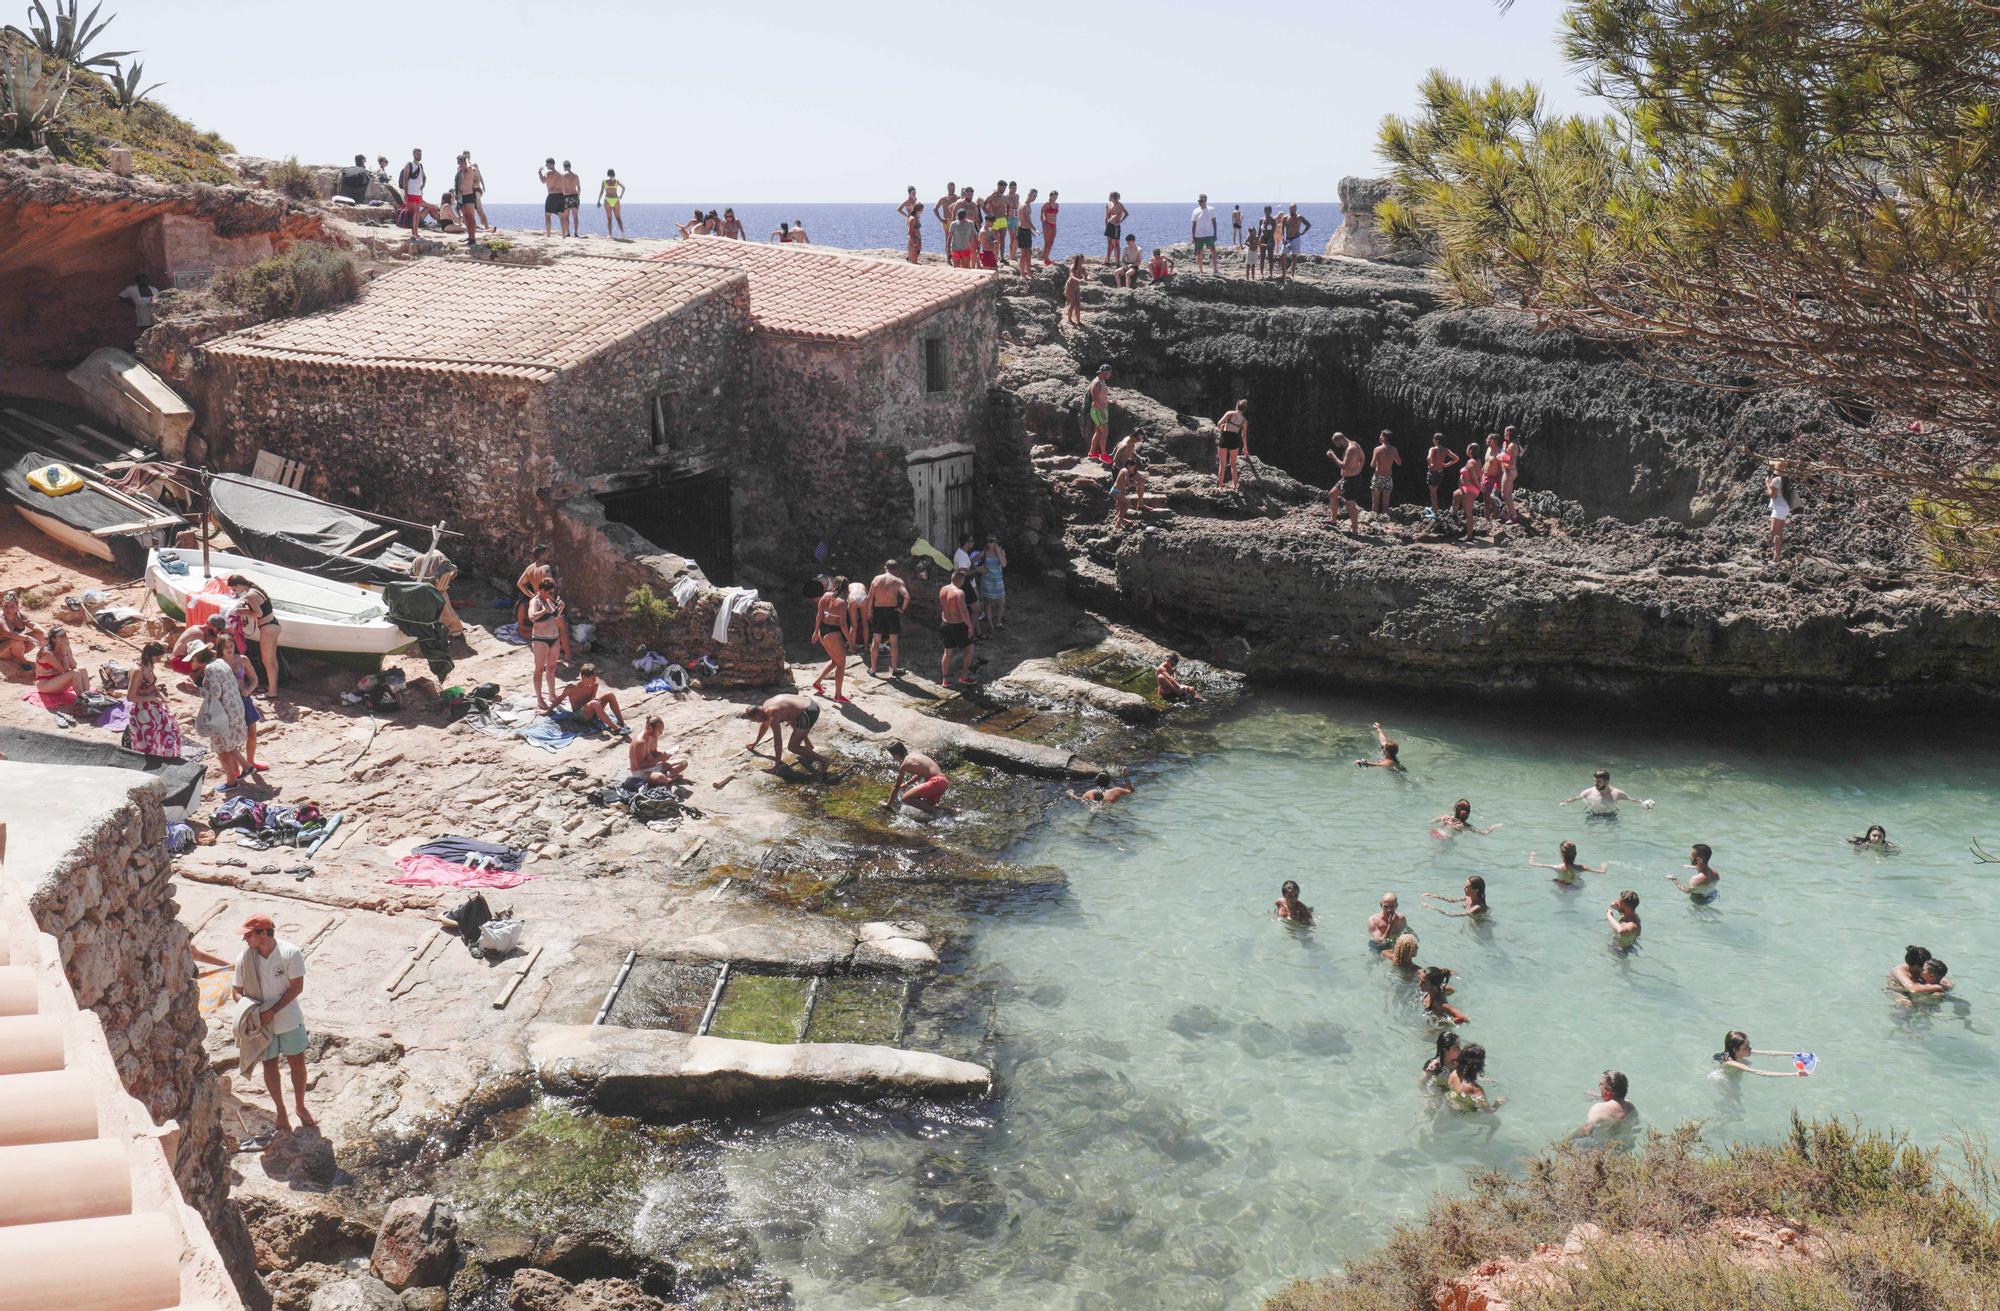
{"left": 412, "top": 836, "right": 526, "bottom": 871}
{"left": 711, "top": 587, "right": 759, "bottom": 643}
{"left": 671, "top": 575, "right": 701, "bottom": 607}
{"left": 95, "top": 701, "right": 130, "bottom": 733}
{"left": 389, "top": 854, "right": 540, "bottom": 889}
{"left": 493, "top": 622, "right": 529, "bottom": 645}
{"left": 517, "top": 713, "right": 581, "bottom": 752}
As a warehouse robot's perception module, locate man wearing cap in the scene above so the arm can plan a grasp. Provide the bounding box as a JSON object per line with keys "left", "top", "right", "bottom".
{"left": 1087, "top": 364, "right": 1114, "bottom": 463}
{"left": 234, "top": 915, "right": 314, "bottom": 1133}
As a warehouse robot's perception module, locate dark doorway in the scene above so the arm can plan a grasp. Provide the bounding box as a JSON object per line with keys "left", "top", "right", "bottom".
{"left": 599, "top": 469, "right": 735, "bottom": 583}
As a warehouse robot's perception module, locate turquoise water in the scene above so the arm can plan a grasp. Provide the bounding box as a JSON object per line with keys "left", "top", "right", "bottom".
{"left": 702, "top": 693, "right": 2000, "bottom": 1309}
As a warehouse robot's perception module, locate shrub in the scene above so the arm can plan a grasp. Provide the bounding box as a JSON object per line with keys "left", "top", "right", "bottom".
{"left": 624, "top": 584, "right": 681, "bottom": 649}
{"left": 264, "top": 155, "right": 319, "bottom": 202}
{"left": 208, "top": 243, "right": 360, "bottom": 320}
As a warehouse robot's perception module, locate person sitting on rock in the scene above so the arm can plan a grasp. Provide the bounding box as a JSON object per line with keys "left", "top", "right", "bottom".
{"left": 885, "top": 740, "right": 949, "bottom": 815}
{"left": 0, "top": 589, "right": 44, "bottom": 671}
{"left": 556, "top": 663, "right": 627, "bottom": 734}
{"left": 628, "top": 716, "right": 688, "bottom": 788}
{"left": 1147, "top": 248, "right": 1175, "bottom": 282}
{"left": 1156, "top": 653, "right": 1201, "bottom": 701}
{"left": 1116, "top": 234, "right": 1144, "bottom": 287}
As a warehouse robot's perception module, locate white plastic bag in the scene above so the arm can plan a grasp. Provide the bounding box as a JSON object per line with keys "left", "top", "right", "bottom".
{"left": 478, "top": 919, "right": 524, "bottom": 955}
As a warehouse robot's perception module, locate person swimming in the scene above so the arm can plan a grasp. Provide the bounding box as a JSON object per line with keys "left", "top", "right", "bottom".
{"left": 1889, "top": 945, "right": 1950, "bottom": 995}
{"left": 1422, "top": 1031, "right": 1461, "bottom": 1085}
{"left": 1418, "top": 966, "right": 1468, "bottom": 1025}
{"left": 1430, "top": 798, "right": 1499, "bottom": 839}
{"left": 1424, "top": 875, "right": 1489, "bottom": 919}
{"left": 1714, "top": 1030, "right": 1809, "bottom": 1078}
{"left": 1606, "top": 890, "right": 1641, "bottom": 942}
{"left": 1275, "top": 880, "right": 1313, "bottom": 924}
{"left": 1529, "top": 841, "right": 1605, "bottom": 885}
{"left": 1849, "top": 824, "right": 1897, "bottom": 850}
{"left": 1367, "top": 893, "right": 1409, "bottom": 948}
{"left": 1666, "top": 843, "right": 1721, "bottom": 899}
{"left": 1447, "top": 1043, "right": 1500, "bottom": 1110}
{"left": 1356, "top": 721, "right": 1405, "bottom": 770}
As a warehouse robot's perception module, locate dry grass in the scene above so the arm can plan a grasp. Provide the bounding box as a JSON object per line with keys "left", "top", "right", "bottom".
{"left": 263, "top": 155, "right": 319, "bottom": 202}
{"left": 1267, "top": 1117, "right": 2000, "bottom": 1311}
{"left": 206, "top": 243, "right": 360, "bottom": 320}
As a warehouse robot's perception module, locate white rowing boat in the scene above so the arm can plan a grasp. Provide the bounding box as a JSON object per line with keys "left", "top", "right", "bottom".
{"left": 145, "top": 548, "right": 413, "bottom": 670}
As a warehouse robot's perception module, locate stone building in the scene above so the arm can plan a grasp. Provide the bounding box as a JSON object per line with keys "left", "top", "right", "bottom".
{"left": 647, "top": 237, "right": 997, "bottom": 572}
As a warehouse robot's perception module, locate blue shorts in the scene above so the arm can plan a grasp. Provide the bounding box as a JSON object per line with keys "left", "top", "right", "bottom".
{"left": 242, "top": 695, "right": 262, "bottom": 725}
{"left": 263, "top": 1026, "right": 308, "bottom": 1061}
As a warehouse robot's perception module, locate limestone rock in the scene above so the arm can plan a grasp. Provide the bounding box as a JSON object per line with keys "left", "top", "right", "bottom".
{"left": 235, "top": 1167, "right": 376, "bottom": 1268}
{"left": 310, "top": 1277, "right": 402, "bottom": 1311}
{"left": 265, "top": 1262, "right": 352, "bottom": 1311}
{"left": 370, "top": 1195, "right": 458, "bottom": 1289}
{"left": 508, "top": 1269, "right": 572, "bottom": 1311}
{"left": 1327, "top": 176, "right": 1397, "bottom": 261}
{"left": 858, "top": 920, "right": 929, "bottom": 943}
{"left": 992, "top": 665, "right": 1158, "bottom": 723}
{"left": 398, "top": 1290, "right": 447, "bottom": 1311}
{"left": 852, "top": 935, "right": 940, "bottom": 970}
{"left": 529, "top": 1023, "right": 991, "bottom": 1116}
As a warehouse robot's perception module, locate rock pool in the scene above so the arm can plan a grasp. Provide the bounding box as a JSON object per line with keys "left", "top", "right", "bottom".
{"left": 689, "top": 692, "right": 2000, "bottom": 1308}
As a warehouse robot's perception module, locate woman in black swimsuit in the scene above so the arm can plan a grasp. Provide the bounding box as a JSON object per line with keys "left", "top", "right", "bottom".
{"left": 227, "top": 574, "right": 282, "bottom": 697}
{"left": 527, "top": 579, "right": 567, "bottom": 710}
{"left": 810, "top": 576, "right": 853, "bottom": 704}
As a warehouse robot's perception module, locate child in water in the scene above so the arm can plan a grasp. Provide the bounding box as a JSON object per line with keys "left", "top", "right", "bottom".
{"left": 1714, "top": 1030, "right": 1810, "bottom": 1078}
{"left": 1274, "top": 880, "right": 1313, "bottom": 924}
{"left": 1419, "top": 966, "right": 1469, "bottom": 1025}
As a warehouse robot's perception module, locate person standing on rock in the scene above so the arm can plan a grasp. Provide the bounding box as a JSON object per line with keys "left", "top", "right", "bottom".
{"left": 1424, "top": 433, "right": 1460, "bottom": 515}
{"left": 885, "top": 740, "right": 950, "bottom": 814}
{"left": 1190, "top": 193, "right": 1220, "bottom": 274}
{"left": 597, "top": 169, "right": 627, "bottom": 238}
{"left": 1016, "top": 189, "right": 1038, "bottom": 275}
{"left": 1330, "top": 433, "right": 1367, "bottom": 532}
{"left": 1370, "top": 430, "right": 1401, "bottom": 515}
{"left": 1215, "top": 400, "right": 1250, "bottom": 490}
{"left": 938, "top": 570, "right": 977, "bottom": 686}
{"left": 1087, "top": 364, "right": 1114, "bottom": 463}
{"left": 454, "top": 154, "right": 481, "bottom": 248}
{"left": 1258, "top": 206, "right": 1279, "bottom": 278}
{"left": 1500, "top": 426, "right": 1527, "bottom": 523}
{"left": 561, "top": 161, "right": 583, "bottom": 236}
{"left": 948, "top": 207, "right": 980, "bottom": 269}
{"left": 539, "top": 158, "right": 568, "bottom": 236}
{"left": 1040, "top": 190, "right": 1060, "bottom": 265}
{"left": 235, "top": 914, "right": 314, "bottom": 1137}
{"left": 1103, "top": 191, "right": 1129, "bottom": 264}
{"left": 810, "top": 576, "right": 853, "bottom": 704}
{"left": 867, "top": 561, "right": 909, "bottom": 676}
{"left": 933, "top": 180, "right": 959, "bottom": 249}
{"left": 515, "top": 544, "right": 554, "bottom": 637}
{"left": 1455, "top": 442, "right": 1486, "bottom": 537}
{"left": 397, "top": 148, "right": 428, "bottom": 235}
{"left": 1064, "top": 254, "right": 1087, "bottom": 325}
{"left": 462, "top": 150, "right": 490, "bottom": 231}
{"left": 982, "top": 179, "right": 1010, "bottom": 265}
{"left": 1767, "top": 460, "right": 1795, "bottom": 563}
{"left": 1231, "top": 203, "right": 1244, "bottom": 250}
{"left": 1279, "top": 204, "right": 1313, "bottom": 280}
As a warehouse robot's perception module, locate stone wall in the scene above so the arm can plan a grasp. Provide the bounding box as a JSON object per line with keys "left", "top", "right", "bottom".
{"left": 4, "top": 763, "right": 260, "bottom": 1304}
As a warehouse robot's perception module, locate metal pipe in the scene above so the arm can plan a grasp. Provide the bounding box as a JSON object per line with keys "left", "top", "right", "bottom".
{"left": 592, "top": 949, "right": 638, "bottom": 1027}
{"left": 695, "top": 961, "right": 730, "bottom": 1037}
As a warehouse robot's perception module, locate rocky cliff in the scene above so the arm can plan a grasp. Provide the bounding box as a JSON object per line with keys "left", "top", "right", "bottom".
{"left": 998, "top": 254, "right": 2000, "bottom": 706}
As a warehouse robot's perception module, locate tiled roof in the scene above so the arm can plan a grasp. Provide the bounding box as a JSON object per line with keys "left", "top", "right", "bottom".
{"left": 648, "top": 237, "right": 990, "bottom": 343}
{"left": 204, "top": 255, "right": 744, "bottom": 381}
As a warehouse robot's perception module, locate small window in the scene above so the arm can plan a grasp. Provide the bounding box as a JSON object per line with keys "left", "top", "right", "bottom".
{"left": 922, "top": 338, "right": 947, "bottom": 393}
{"left": 650, "top": 392, "right": 682, "bottom": 450}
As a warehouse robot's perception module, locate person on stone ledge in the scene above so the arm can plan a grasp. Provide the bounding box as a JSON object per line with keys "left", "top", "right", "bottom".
{"left": 885, "top": 740, "right": 950, "bottom": 814}
{"left": 527, "top": 578, "right": 569, "bottom": 711}
{"left": 866, "top": 561, "right": 910, "bottom": 676}
{"left": 515, "top": 543, "right": 554, "bottom": 635}
{"left": 1064, "top": 254, "right": 1087, "bottom": 326}
{"left": 0, "top": 589, "right": 44, "bottom": 670}
{"left": 556, "top": 663, "right": 628, "bottom": 734}
{"left": 1214, "top": 399, "right": 1250, "bottom": 491}
{"left": 742, "top": 694, "right": 821, "bottom": 767}
{"left": 628, "top": 716, "right": 689, "bottom": 786}
{"left": 1116, "top": 234, "right": 1144, "bottom": 288}
{"left": 1155, "top": 652, "right": 1201, "bottom": 701}
{"left": 1087, "top": 363, "right": 1115, "bottom": 462}
{"left": 1330, "top": 432, "right": 1367, "bottom": 533}
{"left": 937, "top": 569, "right": 977, "bottom": 687}
{"left": 1370, "top": 429, "right": 1401, "bottom": 516}
{"left": 234, "top": 913, "right": 314, "bottom": 1139}
{"left": 809, "top": 576, "right": 854, "bottom": 704}
{"left": 1274, "top": 880, "right": 1313, "bottom": 924}
{"left": 1424, "top": 432, "right": 1460, "bottom": 516}
{"left": 1356, "top": 721, "right": 1403, "bottom": 769}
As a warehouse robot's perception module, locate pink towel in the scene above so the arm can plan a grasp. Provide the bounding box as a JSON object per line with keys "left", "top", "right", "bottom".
{"left": 389, "top": 854, "right": 540, "bottom": 889}
{"left": 24, "top": 686, "right": 79, "bottom": 710}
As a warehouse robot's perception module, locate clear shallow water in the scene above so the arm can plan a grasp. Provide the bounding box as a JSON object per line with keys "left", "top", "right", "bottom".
{"left": 480, "top": 201, "right": 1338, "bottom": 264}
{"left": 699, "top": 693, "right": 2000, "bottom": 1310}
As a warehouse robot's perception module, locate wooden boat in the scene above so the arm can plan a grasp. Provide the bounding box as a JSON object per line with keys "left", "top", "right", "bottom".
{"left": 145, "top": 547, "right": 414, "bottom": 670}
{"left": 207, "top": 472, "right": 422, "bottom": 585}
{"left": 0, "top": 399, "right": 185, "bottom": 572}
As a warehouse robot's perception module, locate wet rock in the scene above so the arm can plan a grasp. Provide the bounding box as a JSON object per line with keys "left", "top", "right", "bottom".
{"left": 370, "top": 1195, "right": 458, "bottom": 1289}
{"left": 530, "top": 1023, "right": 991, "bottom": 1116}
{"left": 265, "top": 1262, "right": 351, "bottom": 1311}
{"left": 1167, "top": 1004, "right": 1231, "bottom": 1039}
{"left": 508, "top": 1268, "right": 573, "bottom": 1311}
{"left": 563, "top": 1278, "right": 670, "bottom": 1311}
{"left": 852, "top": 934, "right": 939, "bottom": 970}
{"left": 309, "top": 1276, "right": 402, "bottom": 1311}
{"left": 993, "top": 665, "right": 1158, "bottom": 722}
{"left": 398, "top": 1290, "right": 447, "bottom": 1311}
{"left": 238, "top": 1187, "right": 376, "bottom": 1268}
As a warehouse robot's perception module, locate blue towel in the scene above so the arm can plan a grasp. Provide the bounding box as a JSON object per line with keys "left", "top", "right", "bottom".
{"left": 493, "top": 622, "right": 529, "bottom": 646}
{"left": 645, "top": 675, "right": 674, "bottom": 693}
{"left": 516, "top": 713, "right": 579, "bottom": 752}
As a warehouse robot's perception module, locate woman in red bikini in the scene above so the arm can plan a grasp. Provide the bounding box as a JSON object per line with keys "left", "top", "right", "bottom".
{"left": 33, "top": 624, "right": 88, "bottom": 706}
{"left": 810, "top": 576, "right": 853, "bottom": 703}
{"left": 1455, "top": 444, "right": 1484, "bottom": 537}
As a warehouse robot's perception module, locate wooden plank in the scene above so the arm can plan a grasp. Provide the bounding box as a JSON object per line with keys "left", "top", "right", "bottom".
{"left": 381, "top": 926, "right": 440, "bottom": 993}
{"left": 187, "top": 900, "right": 230, "bottom": 936}
{"left": 90, "top": 516, "right": 184, "bottom": 538}
{"left": 492, "top": 945, "right": 543, "bottom": 1010}
{"left": 334, "top": 528, "right": 399, "bottom": 560}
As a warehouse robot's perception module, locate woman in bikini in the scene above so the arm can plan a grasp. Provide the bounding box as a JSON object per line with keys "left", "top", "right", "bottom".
{"left": 1499, "top": 429, "right": 1527, "bottom": 522}
{"left": 1430, "top": 798, "right": 1499, "bottom": 839}
{"left": 123, "top": 641, "right": 184, "bottom": 761}
{"left": 810, "top": 576, "right": 852, "bottom": 703}
{"left": 1479, "top": 438, "right": 1505, "bottom": 524}
{"left": 1529, "top": 841, "right": 1606, "bottom": 886}
{"left": 33, "top": 624, "right": 87, "bottom": 706}
{"left": 1424, "top": 875, "right": 1490, "bottom": 919}
{"left": 1064, "top": 255, "right": 1086, "bottom": 326}
{"left": 1215, "top": 400, "right": 1250, "bottom": 490}
{"left": 1455, "top": 443, "right": 1485, "bottom": 537}
{"left": 527, "top": 579, "right": 568, "bottom": 710}
{"left": 1040, "top": 190, "right": 1059, "bottom": 265}
{"left": 227, "top": 574, "right": 281, "bottom": 697}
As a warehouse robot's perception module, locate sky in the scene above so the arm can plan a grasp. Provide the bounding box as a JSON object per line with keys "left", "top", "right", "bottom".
{"left": 119, "top": 0, "right": 1595, "bottom": 203}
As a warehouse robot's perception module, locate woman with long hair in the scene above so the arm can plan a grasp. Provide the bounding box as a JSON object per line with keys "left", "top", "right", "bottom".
{"left": 226, "top": 573, "right": 282, "bottom": 697}
{"left": 1040, "top": 190, "right": 1060, "bottom": 266}
{"left": 32, "top": 624, "right": 87, "bottom": 706}
{"left": 192, "top": 647, "right": 249, "bottom": 788}
{"left": 811, "top": 576, "right": 852, "bottom": 703}
{"left": 527, "top": 579, "right": 568, "bottom": 710}
{"left": 123, "top": 641, "right": 184, "bottom": 760}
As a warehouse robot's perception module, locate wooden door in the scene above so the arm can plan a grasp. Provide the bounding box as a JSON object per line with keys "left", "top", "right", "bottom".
{"left": 906, "top": 447, "right": 975, "bottom": 552}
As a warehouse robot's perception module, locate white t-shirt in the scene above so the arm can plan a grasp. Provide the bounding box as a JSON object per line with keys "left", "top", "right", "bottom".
{"left": 235, "top": 938, "right": 306, "bottom": 1034}
{"left": 953, "top": 548, "right": 975, "bottom": 572}
{"left": 1191, "top": 206, "right": 1218, "bottom": 238}
{"left": 119, "top": 284, "right": 156, "bottom": 327}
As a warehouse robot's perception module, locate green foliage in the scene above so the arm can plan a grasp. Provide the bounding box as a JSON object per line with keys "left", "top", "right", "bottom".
{"left": 1266, "top": 1117, "right": 2000, "bottom": 1311}
{"left": 1, "top": 32, "right": 72, "bottom": 144}
{"left": 263, "top": 154, "right": 318, "bottom": 201}
{"left": 207, "top": 243, "right": 360, "bottom": 320}
{"left": 1914, "top": 467, "right": 2000, "bottom": 579}
{"left": 22, "top": 0, "right": 131, "bottom": 69}
{"left": 624, "top": 583, "right": 681, "bottom": 649}
{"left": 104, "top": 56, "right": 158, "bottom": 110}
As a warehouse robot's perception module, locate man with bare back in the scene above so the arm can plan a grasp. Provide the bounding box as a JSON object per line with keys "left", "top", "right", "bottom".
{"left": 1278, "top": 203, "right": 1313, "bottom": 279}
{"left": 938, "top": 569, "right": 976, "bottom": 686}
{"left": 1370, "top": 429, "right": 1401, "bottom": 514}
{"left": 1087, "top": 363, "right": 1114, "bottom": 463}
{"left": 1329, "top": 432, "right": 1366, "bottom": 531}
{"left": 933, "top": 180, "right": 958, "bottom": 246}
{"left": 867, "top": 561, "right": 909, "bottom": 677}
{"left": 539, "top": 158, "right": 567, "bottom": 236}
{"left": 742, "top": 692, "right": 822, "bottom": 766}
{"left": 561, "top": 161, "right": 583, "bottom": 236}
{"left": 885, "top": 740, "right": 950, "bottom": 814}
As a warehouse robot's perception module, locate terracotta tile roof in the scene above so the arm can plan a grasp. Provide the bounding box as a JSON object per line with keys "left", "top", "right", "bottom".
{"left": 204, "top": 255, "right": 744, "bottom": 381}
{"left": 648, "top": 237, "right": 991, "bottom": 343}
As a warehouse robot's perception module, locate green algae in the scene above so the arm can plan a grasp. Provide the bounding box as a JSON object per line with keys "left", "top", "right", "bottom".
{"left": 706, "top": 972, "right": 810, "bottom": 1043}
{"left": 452, "top": 1102, "right": 684, "bottom": 1234}
{"left": 1056, "top": 644, "right": 1168, "bottom": 708}
{"left": 804, "top": 976, "right": 907, "bottom": 1045}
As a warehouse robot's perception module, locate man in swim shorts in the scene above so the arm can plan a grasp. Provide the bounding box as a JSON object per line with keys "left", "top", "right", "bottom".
{"left": 1087, "top": 364, "right": 1114, "bottom": 462}
{"left": 1367, "top": 893, "right": 1409, "bottom": 948}
{"left": 1103, "top": 191, "right": 1129, "bottom": 263}
{"left": 885, "top": 739, "right": 949, "bottom": 814}
{"left": 396, "top": 147, "right": 428, "bottom": 236}
{"left": 938, "top": 570, "right": 976, "bottom": 686}
{"left": 1329, "top": 432, "right": 1366, "bottom": 532}
{"left": 1561, "top": 770, "right": 1654, "bottom": 813}
{"left": 539, "top": 158, "right": 568, "bottom": 236}
{"left": 742, "top": 692, "right": 821, "bottom": 765}
{"left": 1370, "top": 429, "right": 1401, "bottom": 514}
{"left": 1278, "top": 203, "right": 1313, "bottom": 279}
{"left": 866, "top": 561, "right": 910, "bottom": 677}
{"left": 982, "top": 179, "right": 1009, "bottom": 264}
{"left": 561, "top": 161, "right": 582, "bottom": 235}
{"left": 1190, "top": 193, "right": 1220, "bottom": 274}
{"left": 948, "top": 207, "right": 979, "bottom": 268}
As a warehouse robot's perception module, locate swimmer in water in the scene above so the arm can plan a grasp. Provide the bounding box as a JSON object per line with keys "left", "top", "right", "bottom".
{"left": 1388, "top": 932, "right": 1420, "bottom": 974}
{"left": 1355, "top": 721, "right": 1405, "bottom": 770}
{"left": 1419, "top": 966, "right": 1468, "bottom": 1025}
{"left": 1714, "top": 1030, "right": 1808, "bottom": 1077}
{"left": 1606, "top": 889, "right": 1642, "bottom": 941}
{"left": 1275, "top": 880, "right": 1313, "bottom": 924}
{"left": 1422, "top": 1031, "right": 1461, "bottom": 1085}
{"left": 1529, "top": 841, "right": 1606, "bottom": 885}
{"left": 1889, "top": 945, "right": 1945, "bottom": 994}
{"left": 1561, "top": 769, "right": 1655, "bottom": 813}
{"left": 1424, "top": 875, "right": 1489, "bottom": 919}
{"left": 1576, "top": 1070, "right": 1635, "bottom": 1137}
{"left": 1665, "top": 843, "right": 1721, "bottom": 898}
{"left": 1447, "top": 1043, "right": 1500, "bottom": 1110}
{"left": 1069, "top": 770, "right": 1134, "bottom": 805}
{"left": 1906, "top": 958, "right": 1953, "bottom": 998}
{"left": 1849, "top": 824, "right": 1896, "bottom": 850}
{"left": 1367, "top": 893, "right": 1409, "bottom": 948}
{"left": 1431, "top": 798, "right": 1499, "bottom": 838}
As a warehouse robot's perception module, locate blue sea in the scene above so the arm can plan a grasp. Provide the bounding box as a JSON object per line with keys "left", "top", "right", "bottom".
{"left": 480, "top": 201, "right": 1340, "bottom": 263}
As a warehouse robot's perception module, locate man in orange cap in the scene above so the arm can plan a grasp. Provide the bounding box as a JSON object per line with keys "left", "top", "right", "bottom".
{"left": 234, "top": 914, "right": 314, "bottom": 1134}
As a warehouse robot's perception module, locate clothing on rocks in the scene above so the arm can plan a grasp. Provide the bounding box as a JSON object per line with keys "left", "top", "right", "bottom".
{"left": 390, "top": 854, "right": 539, "bottom": 890}
{"left": 671, "top": 575, "right": 701, "bottom": 607}
{"left": 517, "top": 714, "right": 581, "bottom": 752}
{"left": 234, "top": 937, "right": 305, "bottom": 1035}
{"left": 196, "top": 659, "right": 248, "bottom": 751}
{"left": 492, "top": 622, "right": 529, "bottom": 646}
{"left": 412, "top": 836, "right": 526, "bottom": 871}
{"left": 711, "top": 587, "right": 758, "bottom": 643}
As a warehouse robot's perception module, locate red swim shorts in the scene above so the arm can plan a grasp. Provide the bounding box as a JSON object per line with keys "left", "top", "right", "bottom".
{"left": 903, "top": 775, "right": 950, "bottom": 807}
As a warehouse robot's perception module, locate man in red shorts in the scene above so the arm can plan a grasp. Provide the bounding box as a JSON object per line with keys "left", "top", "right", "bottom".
{"left": 885, "top": 740, "right": 949, "bottom": 814}
{"left": 396, "top": 148, "right": 428, "bottom": 234}
{"left": 947, "top": 206, "right": 980, "bottom": 268}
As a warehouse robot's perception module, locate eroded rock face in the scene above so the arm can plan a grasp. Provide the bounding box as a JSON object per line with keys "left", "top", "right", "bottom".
{"left": 1327, "top": 176, "right": 1400, "bottom": 261}
{"left": 369, "top": 1196, "right": 458, "bottom": 1290}
{"left": 308, "top": 1276, "right": 402, "bottom": 1311}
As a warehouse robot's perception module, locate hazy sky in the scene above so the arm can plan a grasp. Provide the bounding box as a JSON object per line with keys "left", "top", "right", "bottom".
{"left": 122, "top": 0, "right": 1593, "bottom": 203}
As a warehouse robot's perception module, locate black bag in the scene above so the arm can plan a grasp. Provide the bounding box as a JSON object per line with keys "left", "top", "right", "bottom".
{"left": 446, "top": 893, "right": 493, "bottom": 958}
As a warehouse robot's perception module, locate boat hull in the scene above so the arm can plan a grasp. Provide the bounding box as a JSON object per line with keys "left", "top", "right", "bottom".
{"left": 147, "top": 548, "right": 413, "bottom": 672}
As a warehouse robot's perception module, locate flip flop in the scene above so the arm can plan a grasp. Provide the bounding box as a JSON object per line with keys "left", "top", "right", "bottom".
{"left": 237, "top": 1133, "right": 273, "bottom": 1152}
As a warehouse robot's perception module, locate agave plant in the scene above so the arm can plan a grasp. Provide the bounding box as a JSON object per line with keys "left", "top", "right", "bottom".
{"left": 0, "top": 37, "right": 71, "bottom": 145}
{"left": 106, "top": 55, "right": 156, "bottom": 109}
{"left": 24, "top": 0, "right": 132, "bottom": 70}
